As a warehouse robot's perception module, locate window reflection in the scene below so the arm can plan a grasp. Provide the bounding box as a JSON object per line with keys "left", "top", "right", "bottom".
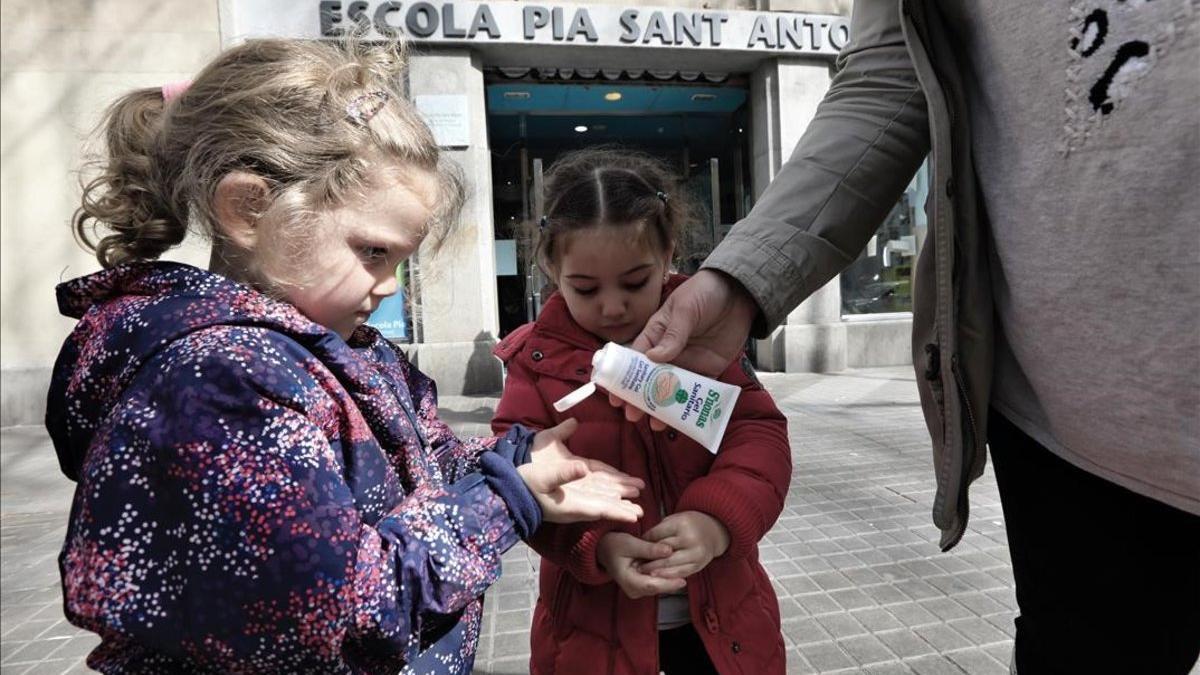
{"left": 841, "top": 161, "right": 929, "bottom": 316}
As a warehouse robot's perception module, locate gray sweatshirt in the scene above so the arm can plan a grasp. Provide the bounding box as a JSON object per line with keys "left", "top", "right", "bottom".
{"left": 704, "top": 0, "right": 1198, "bottom": 537}
{"left": 946, "top": 0, "right": 1198, "bottom": 511}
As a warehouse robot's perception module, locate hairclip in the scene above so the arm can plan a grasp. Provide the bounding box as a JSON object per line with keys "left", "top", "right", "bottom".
{"left": 161, "top": 80, "right": 192, "bottom": 103}
{"left": 346, "top": 90, "right": 390, "bottom": 127}
{"left": 539, "top": 215, "right": 549, "bottom": 231}
{"left": 656, "top": 191, "right": 670, "bottom": 204}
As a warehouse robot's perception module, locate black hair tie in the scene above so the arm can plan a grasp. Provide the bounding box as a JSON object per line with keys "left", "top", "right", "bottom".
{"left": 539, "top": 215, "right": 549, "bottom": 231}
{"left": 656, "top": 191, "right": 669, "bottom": 204}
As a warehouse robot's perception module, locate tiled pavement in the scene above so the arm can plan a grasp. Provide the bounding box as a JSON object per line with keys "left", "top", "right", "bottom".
{"left": 0, "top": 367, "right": 1071, "bottom": 673}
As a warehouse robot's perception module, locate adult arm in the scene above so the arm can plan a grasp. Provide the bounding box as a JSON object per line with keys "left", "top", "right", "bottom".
{"left": 633, "top": 0, "right": 931, "bottom": 376}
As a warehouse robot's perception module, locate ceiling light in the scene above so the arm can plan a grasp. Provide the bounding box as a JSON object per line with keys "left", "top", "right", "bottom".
{"left": 604, "top": 91, "right": 622, "bottom": 101}
{"left": 575, "top": 125, "right": 588, "bottom": 133}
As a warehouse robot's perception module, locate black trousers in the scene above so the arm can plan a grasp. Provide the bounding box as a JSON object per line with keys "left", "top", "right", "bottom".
{"left": 658, "top": 624, "right": 718, "bottom": 675}
{"left": 988, "top": 410, "right": 1200, "bottom": 675}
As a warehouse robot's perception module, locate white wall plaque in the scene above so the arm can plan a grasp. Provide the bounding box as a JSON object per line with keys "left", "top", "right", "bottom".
{"left": 414, "top": 94, "right": 471, "bottom": 148}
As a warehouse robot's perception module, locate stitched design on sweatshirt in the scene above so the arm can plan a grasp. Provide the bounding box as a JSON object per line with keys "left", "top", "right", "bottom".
{"left": 1061, "top": 0, "right": 1193, "bottom": 155}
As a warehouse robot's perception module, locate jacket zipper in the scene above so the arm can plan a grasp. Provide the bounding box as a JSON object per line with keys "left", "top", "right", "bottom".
{"left": 377, "top": 376, "right": 432, "bottom": 487}
{"left": 653, "top": 431, "right": 680, "bottom": 511}
{"left": 701, "top": 576, "right": 720, "bottom": 634}
{"left": 552, "top": 569, "right": 572, "bottom": 633}
{"left": 378, "top": 372, "right": 428, "bottom": 451}
{"left": 930, "top": 343, "right": 956, "bottom": 519}
{"left": 950, "top": 356, "right": 978, "bottom": 453}
{"left": 613, "top": 591, "right": 627, "bottom": 675}
{"left": 654, "top": 432, "right": 730, "bottom": 662}
{"left": 398, "top": 397, "right": 427, "bottom": 450}
{"left": 904, "top": 2, "right": 959, "bottom": 132}
{"left": 654, "top": 429, "right": 727, "bottom": 669}
{"left": 925, "top": 0, "right": 975, "bottom": 503}
{"left": 903, "top": 1, "right": 956, "bottom": 361}
{"left": 924, "top": 344, "right": 947, "bottom": 446}
{"left": 906, "top": 1, "right": 971, "bottom": 546}
{"left": 945, "top": 355, "right": 979, "bottom": 550}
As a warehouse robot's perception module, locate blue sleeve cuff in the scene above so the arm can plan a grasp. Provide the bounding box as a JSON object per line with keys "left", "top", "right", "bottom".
{"left": 479, "top": 452, "right": 542, "bottom": 539}
{"left": 492, "top": 424, "right": 536, "bottom": 466}
{"left": 477, "top": 425, "right": 540, "bottom": 540}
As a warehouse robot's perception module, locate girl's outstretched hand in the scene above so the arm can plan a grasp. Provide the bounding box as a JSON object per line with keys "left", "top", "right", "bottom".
{"left": 597, "top": 532, "right": 685, "bottom": 599}
{"left": 638, "top": 510, "right": 730, "bottom": 579}
{"left": 519, "top": 419, "right": 645, "bottom": 524}
{"left": 530, "top": 419, "right": 645, "bottom": 492}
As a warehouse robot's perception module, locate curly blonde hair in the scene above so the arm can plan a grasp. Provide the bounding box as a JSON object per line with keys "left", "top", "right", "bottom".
{"left": 74, "top": 38, "right": 463, "bottom": 285}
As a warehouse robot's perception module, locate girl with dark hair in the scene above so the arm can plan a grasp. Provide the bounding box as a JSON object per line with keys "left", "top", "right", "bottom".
{"left": 492, "top": 147, "right": 792, "bottom": 675}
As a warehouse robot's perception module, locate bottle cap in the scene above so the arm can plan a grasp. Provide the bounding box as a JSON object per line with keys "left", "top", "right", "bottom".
{"left": 591, "top": 343, "right": 625, "bottom": 387}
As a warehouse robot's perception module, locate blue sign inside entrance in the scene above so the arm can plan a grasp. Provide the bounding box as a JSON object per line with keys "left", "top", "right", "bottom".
{"left": 366, "top": 263, "right": 410, "bottom": 341}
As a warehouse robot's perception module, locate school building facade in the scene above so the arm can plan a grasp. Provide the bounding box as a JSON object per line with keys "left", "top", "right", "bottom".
{"left": 2, "top": 0, "right": 925, "bottom": 426}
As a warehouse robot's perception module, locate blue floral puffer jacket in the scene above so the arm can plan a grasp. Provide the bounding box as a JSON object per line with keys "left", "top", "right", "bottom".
{"left": 45, "top": 261, "right": 539, "bottom": 674}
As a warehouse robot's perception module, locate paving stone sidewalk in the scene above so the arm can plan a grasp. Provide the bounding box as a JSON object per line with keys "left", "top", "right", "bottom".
{"left": 4, "top": 367, "right": 1023, "bottom": 674}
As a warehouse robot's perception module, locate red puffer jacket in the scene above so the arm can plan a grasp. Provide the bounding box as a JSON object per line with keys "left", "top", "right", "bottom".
{"left": 491, "top": 275, "right": 791, "bottom": 675}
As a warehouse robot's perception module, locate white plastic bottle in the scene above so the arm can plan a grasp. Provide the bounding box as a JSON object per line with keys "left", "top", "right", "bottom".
{"left": 553, "top": 343, "right": 741, "bottom": 454}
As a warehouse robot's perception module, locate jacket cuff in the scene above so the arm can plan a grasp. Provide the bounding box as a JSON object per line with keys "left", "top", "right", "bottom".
{"left": 492, "top": 424, "right": 537, "bottom": 466}
{"left": 566, "top": 522, "right": 632, "bottom": 586}
{"left": 676, "top": 476, "right": 764, "bottom": 560}
{"left": 478, "top": 452, "right": 541, "bottom": 540}
{"left": 703, "top": 229, "right": 849, "bottom": 337}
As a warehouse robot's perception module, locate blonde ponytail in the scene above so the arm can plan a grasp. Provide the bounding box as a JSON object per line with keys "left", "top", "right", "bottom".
{"left": 74, "top": 88, "right": 186, "bottom": 268}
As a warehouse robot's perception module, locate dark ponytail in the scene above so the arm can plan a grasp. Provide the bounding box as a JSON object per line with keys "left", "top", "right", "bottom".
{"left": 532, "top": 146, "right": 693, "bottom": 275}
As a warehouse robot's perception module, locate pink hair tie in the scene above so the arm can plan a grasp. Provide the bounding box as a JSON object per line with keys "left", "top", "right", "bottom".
{"left": 161, "top": 80, "right": 192, "bottom": 103}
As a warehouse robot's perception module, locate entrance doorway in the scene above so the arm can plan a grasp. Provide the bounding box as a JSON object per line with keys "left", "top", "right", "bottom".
{"left": 486, "top": 73, "right": 752, "bottom": 338}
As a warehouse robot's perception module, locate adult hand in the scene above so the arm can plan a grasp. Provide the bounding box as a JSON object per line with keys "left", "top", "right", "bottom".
{"left": 638, "top": 511, "right": 730, "bottom": 579}
{"left": 519, "top": 419, "right": 644, "bottom": 524}
{"left": 608, "top": 270, "right": 758, "bottom": 428}
{"left": 597, "top": 532, "right": 686, "bottom": 599}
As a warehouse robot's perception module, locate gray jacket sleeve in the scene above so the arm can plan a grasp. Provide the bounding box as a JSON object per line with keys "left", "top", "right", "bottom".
{"left": 703, "top": 0, "right": 931, "bottom": 334}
